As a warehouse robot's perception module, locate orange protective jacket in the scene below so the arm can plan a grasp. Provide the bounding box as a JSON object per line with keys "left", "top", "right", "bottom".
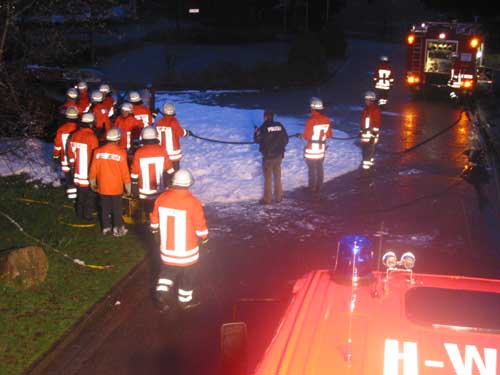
{"left": 89, "top": 142, "right": 130, "bottom": 195}
{"left": 132, "top": 103, "right": 154, "bottom": 127}
{"left": 53, "top": 121, "right": 78, "bottom": 172}
{"left": 79, "top": 89, "right": 91, "bottom": 113}
{"left": 156, "top": 115, "right": 187, "bottom": 161}
{"left": 131, "top": 143, "right": 175, "bottom": 199}
{"left": 150, "top": 189, "right": 208, "bottom": 267}
{"left": 360, "top": 103, "right": 381, "bottom": 143}
{"left": 68, "top": 128, "right": 99, "bottom": 187}
{"left": 103, "top": 95, "right": 116, "bottom": 117}
{"left": 114, "top": 115, "right": 144, "bottom": 151}
{"left": 92, "top": 103, "right": 112, "bottom": 135}
{"left": 303, "top": 110, "right": 332, "bottom": 160}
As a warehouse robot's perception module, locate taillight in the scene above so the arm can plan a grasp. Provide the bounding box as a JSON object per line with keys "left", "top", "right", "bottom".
{"left": 407, "top": 34, "right": 415, "bottom": 45}
{"left": 406, "top": 74, "right": 420, "bottom": 85}
{"left": 461, "top": 80, "right": 474, "bottom": 89}
{"left": 469, "top": 37, "right": 479, "bottom": 48}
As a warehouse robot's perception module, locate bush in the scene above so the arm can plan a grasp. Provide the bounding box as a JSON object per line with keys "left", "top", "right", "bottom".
{"left": 287, "top": 32, "right": 328, "bottom": 83}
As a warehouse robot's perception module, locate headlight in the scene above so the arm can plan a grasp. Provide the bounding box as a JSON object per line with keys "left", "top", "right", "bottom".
{"left": 382, "top": 251, "right": 398, "bottom": 269}
{"left": 400, "top": 252, "right": 416, "bottom": 269}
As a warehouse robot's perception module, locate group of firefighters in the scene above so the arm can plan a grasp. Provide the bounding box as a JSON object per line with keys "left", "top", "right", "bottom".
{"left": 53, "top": 82, "right": 206, "bottom": 311}
{"left": 52, "top": 56, "right": 392, "bottom": 312}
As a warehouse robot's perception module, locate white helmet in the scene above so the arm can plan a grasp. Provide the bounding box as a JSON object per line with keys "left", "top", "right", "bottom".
{"left": 121, "top": 102, "right": 133, "bottom": 113}
{"left": 65, "top": 106, "right": 79, "bottom": 120}
{"left": 99, "top": 84, "right": 111, "bottom": 94}
{"left": 163, "top": 103, "right": 175, "bottom": 115}
{"left": 81, "top": 112, "right": 95, "bottom": 124}
{"left": 128, "top": 91, "right": 141, "bottom": 103}
{"left": 310, "top": 97, "right": 324, "bottom": 110}
{"left": 67, "top": 87, "right": 78, "bottom": 100}
{"left": 91, "top": 90, "right": 104, "bottom": 103}
{"left": 141, "top": 126, "right": 158, "bottom": 140}
{"left": 106, "top": 127, "right": 122, "bottom": 141}
{"left": 364, "top": 91, "right": 376, "bottom": 100}
{"left": 171, "top": 169, "right": 194, "bottom": 188}
{"left": 380, "top": 55, "right": 389, "bottom": 62}
{"left": 77, "top": 81, "right": 88, "bottom": 90}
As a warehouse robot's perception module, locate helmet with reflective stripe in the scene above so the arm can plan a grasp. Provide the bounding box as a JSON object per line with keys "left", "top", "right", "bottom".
{"left": 91, "top": 90, "right": 103, "bottom": 103}
{"left": 364, "top": 91, "right": 376, "bottom": 100}
{"left": 128, "top": 91, "right": 141, "bottom": 103}
{"left": 141, "top": 126, "right": 158, "bottom": 140}
{"left": 121, "top": 102, "right": 133, "bottom": 113}
{"left": 67, "top": 87, "right": 78, "bottom": 100}
{"left": 171, "top": 169, "right": 194, "bottom": 188}
{"left": 99, "top": 84, "right": 111, "bottom": 94}
{"left": 65, "top": 106, "right": 79, "bottom": 120}
{"left": 310, "top": 97, "right": 324, "bottom": 110}
{"left": 380, "top": 55, "right": 389, "bottom": 62}
{"left": 81, "top": 112, "right": 95, "bottom": 124}
{"left": 106, "top": 127, "right": 122, "bottom": 141}
{"left": 77, "top": 81, "right": 88, "bottom": 90}
{"left": 163, "top": 103, "right": 175, "bottom": 115}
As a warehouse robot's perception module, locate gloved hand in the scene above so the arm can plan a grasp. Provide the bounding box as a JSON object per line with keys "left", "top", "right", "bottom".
{"left": 90, "top": 179, "right": 97, "bottom": 192}
{"left": 53, "top": 154, "right": 60, "bottom": 161}
{"left": 125, "top": 182, "right": 132, "bottom": 197}
{"left": 185, "top": 129, "right": 193, "bottom": 136}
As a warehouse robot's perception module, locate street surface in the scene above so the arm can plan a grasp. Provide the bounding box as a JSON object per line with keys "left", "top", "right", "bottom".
{"left": 33, "top": 39, "right": 500, "bottom": 375}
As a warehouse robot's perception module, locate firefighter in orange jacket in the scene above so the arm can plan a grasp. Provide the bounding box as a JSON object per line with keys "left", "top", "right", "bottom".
{"left": 360, "top": 91, "right": 382, "bottom": 171}
{"left": 300, "top": 97, "right": 332, "bottom": 197}
{"left": 67, "top": 112, "right": 99, "bottom": 221}
{"left": 131, "top": 127, "right": 175, "bottom": 216}
{"left": 76, "top": 81, "right": 91, "bottom": 113}
{"left": 128, "top": 90, "right": 154, "bottom": 128}
{"left": 53, "top": 106, "right": 79, "bottom": 199}
{"left": 114, "top": 102, "right": 144, "bottom": 153}
{"left": 89, "top": 128, "right": 131, "bottom": 237}
{"left": 156, "top": 103, "right": 191, "bottom": 171}
{"left": 150, "top": 169, "right": 208, "bottom": 313}
{"left": 373, "top": 55, "right": 394, "bottom": 106}
{"left": 90, "top": 90, "right": 112, "bottom": 141}
{"left": 99, "top": 84, "right": 116, "bottom": 119}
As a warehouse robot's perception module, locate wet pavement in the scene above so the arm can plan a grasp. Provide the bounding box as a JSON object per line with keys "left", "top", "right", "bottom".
{"left": 30, "top": 39, "right": 500, "bottom": 375}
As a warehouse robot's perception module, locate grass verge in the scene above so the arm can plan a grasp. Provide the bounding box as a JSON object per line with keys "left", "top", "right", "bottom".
{"left": 0, "top": 175, "right": 146, "bottom": 375}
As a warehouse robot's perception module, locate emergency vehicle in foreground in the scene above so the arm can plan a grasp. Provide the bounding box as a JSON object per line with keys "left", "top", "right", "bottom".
{"left": 220, "top": 235, "right": 500, "bottom": 375}
{"left": 405, "top": 21, "right": 492, "bottom": 94}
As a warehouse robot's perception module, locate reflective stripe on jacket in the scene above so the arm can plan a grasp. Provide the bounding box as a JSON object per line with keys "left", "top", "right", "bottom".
{"left": 303, "top": 111, "right": 332, "bottom": 160}
{"left": 150, "top": 189, "right": 208, "bottom": 267}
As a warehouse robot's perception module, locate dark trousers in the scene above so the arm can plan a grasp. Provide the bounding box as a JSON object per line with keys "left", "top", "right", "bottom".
{"left": 262, "top": 157, "right": 283, "bottom": 203}
{"left": 155, "top": 262, "right": 199, "bottom": 308}
{"left": 361, "top": 139, "right": 376, "bottom": 169}
{"left": 306, "top": 158, "right": 324, "bottom": 192}
{"left": 172, "top": 161, "right": 180, "bottom": 171}
{"left": 76, "top": 186, "right": 95, "bottom": 220}
{"left": 100, "top": 194, "right": 123, "bottom": 229}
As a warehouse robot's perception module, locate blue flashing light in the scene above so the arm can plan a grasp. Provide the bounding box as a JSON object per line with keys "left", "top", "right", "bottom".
{"left": 333, "top": 235, "right": 375, "bottom": 280}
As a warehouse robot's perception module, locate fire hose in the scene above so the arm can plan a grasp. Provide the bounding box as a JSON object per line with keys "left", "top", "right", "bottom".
{"left": 0, "top": 209, "right": 113, "bottom": 270}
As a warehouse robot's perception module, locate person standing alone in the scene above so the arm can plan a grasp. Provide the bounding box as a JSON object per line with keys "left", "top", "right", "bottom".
{"left": 254, "top": 110, "right": 289, "bottom": 205}
{"left": 301, "top": 97, "right": 332, "bottom": 198}
{"left": 150, "top": 169, "right": 208, "bottom": 313}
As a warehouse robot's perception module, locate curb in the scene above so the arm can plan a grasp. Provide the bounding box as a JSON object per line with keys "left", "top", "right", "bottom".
{"left": 23, "top": 253, "right": 150, "bottom": 375}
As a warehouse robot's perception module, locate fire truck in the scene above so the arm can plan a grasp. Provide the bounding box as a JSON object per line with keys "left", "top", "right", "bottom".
{"left": 220, "top": 235, "right": 500, "bottom": 375}
{"left": 405, "top": 21, "right": 492, "bottom": 94}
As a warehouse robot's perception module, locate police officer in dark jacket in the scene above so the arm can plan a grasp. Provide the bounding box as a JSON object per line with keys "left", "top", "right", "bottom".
{"left": 254, "top": 110, "right": 289, "bottom": 204}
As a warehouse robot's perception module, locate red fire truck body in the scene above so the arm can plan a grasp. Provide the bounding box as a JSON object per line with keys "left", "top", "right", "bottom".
{"left": 251, "top": 270, "right": 500, "bottom": 375}
{"left": 405, "top": 21, "right": 485, "bottom": 92}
